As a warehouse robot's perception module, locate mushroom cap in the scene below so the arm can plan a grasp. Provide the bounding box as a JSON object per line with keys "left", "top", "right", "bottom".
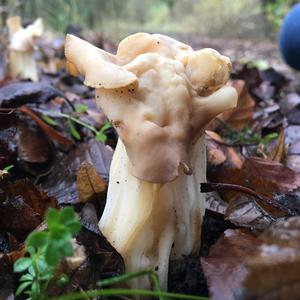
{"left": 65, "top": 34, "right": 138, "bottom": 89}
{"left": 7, "top": 17, "right": 44, "bottom": 52}
{"left": 65, "top": 33, "right": 238, "bottom": 183}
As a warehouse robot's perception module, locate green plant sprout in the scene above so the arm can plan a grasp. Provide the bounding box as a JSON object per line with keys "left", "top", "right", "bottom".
{"left": 42, "top": 112, "right": 112, "bottom": 142}
{"left": 74, "top": 104, "right": 88, "bottom": 114}
{"left": 3, "top": 164, "right": 14, "bottom": 172}
{"left": 14, "top": 207, "right": 81, "bottom": 300}
{"left": 14, "top": 206, "right": 208, "bottom": 300}
{"left": 60, "top": 113, "right": 111, "bottom": 142}
{"left": 218, "top": 120, "right": 278, "bottom": 148}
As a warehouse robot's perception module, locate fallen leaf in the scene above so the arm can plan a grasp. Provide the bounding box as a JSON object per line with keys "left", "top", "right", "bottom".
{"left": 208, "top": 80, "right": 255, "bottom": 130}
{"left": 43, "top": 139, "right": 113, "bottom": 204}
{"left": 0, "top": 180, "right": 58, "bottom": 240}
{"left": 19, "top": 105, "right": 74, "bottom": 145}
{"left": 267, "top": 129, "right": 285, "bottom": 162}
{"left": 244, "top": 157, "right": 300, "bottom": 192}
{"left": 0, "top": 111, "right": 18, "bottom": 169}
{"left": 0, "top": 81, "right": 63, "bottom": 108}
{"left": 242, "top": 217, "right": 300, "bottom": 299}
{"left": 285, "top": 126, "right": 300, "bottom": 145}
{"left": 225, "top": 195, "right": 274, "bottom": 230}
{"left": 214, "top": 157, "right": 300, "bottom": 202}
{"left": 76, "top": 162, "right": 106, "bottom": 203}
{"left": 201, "top": 229, "right": 262, "bottom": 300}
{"left": 17, "top": 120, "right": 51, "bottom": 163}
{"left": 251, "top": 81, "right": 276, "bottom": 102}
{"left": 260, "top": 67, "right": 287, "bottom": 89}
{"left": 279, "top": 93, "right": 300, "bottom": 116}
{"left": 206, "top": 131, "right": 243, "bottom": 171}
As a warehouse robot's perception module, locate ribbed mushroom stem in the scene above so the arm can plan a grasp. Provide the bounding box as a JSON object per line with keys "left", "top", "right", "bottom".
{"left": 99, "top": 136, "right": 206, "bottom": 290}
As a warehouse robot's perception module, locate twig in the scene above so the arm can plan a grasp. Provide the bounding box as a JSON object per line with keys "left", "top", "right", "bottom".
{"left": 200, "top": 182, "right": 298, "bottom": 216}
{"left": 201, "top": 182, "right": 268, "bottom": 201}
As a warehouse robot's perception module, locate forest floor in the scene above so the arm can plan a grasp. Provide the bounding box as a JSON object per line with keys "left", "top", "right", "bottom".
{"left": 1, "top": 30, "right": 300, "bottom": 300}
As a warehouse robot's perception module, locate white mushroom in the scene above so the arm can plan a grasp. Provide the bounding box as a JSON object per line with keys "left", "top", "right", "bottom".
{"left": 7, "top": 16, "right": 43, "bottom": 82}
{"left": 65, "top": 32, "right": 238, "bottom": 290}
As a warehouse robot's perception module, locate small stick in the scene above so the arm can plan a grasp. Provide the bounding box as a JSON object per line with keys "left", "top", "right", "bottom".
{"left": 200, "top": 182, "right": 298, "bottom": 216}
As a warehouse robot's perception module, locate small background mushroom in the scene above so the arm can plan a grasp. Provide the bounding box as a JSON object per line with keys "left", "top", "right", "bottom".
{"left": 7, "top": 16, "right": 43, "bottom": 82}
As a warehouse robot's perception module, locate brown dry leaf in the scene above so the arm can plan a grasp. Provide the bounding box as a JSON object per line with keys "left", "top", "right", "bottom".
{"left": 42, "top": 139, "right": 112, "bottom": 204}
{"left": 267, "top": 129, "right": 285, "bottom": 162}
{"left": 206, "top": 131, "right": 243, "bottom": 169}
{"left": 201, "top": 229, "right": 262, "bottom": 300}
{"left": 18, "top": 105, "right": 74, "bottom": 145}
{"left": 0, "top": 244, "right": 26, "bottom": 272}
{"left": 208, "top": 80, "right": 255, "bottom": 130}
{"left": 225, "top": 195, "right": 274, "bottom": 230}
{"left": 76, "top": 161, "right": 106, "bottom": 203}
{"left": 242, "top": 217, "right": 300, "bottom": 300}
{"left": 0, "top": 180, "right": 58, "bottom": 239}
{"left": 17, "top": 120, "right": 51, "bottom": 163}
{"left": 244, "top": 157, "right": 300, "bottom": 192}
{"left": 213, "top": 156, "right": 300, "bottom": 201}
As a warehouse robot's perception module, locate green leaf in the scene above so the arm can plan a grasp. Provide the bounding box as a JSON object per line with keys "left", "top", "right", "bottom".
{"left": 75, "top": 104, "right": 88, "bottom": 113}
{"left": 20, "top": 274, "right": 33, "bottom": 282}
{"left": 68, "top": 119, "right": 81, "bottom": 140}
{"left": 16, "top": 281, "right": 32, "bottom": 295}
{"left": 27, "top": 246, "right": 36, "bottom": 256}
{"left": 99, "top": 121, "right": 112, "bottom": 133}
{"left": 27, "top": 232, "right": 48, "bottom": 248}
{"left": 42, "top": 115, "right": 58, "bottom": 126}
{"left": 28, "top": 265, "right": 36, "bottom": 276}
{"left": 45, "top": 242, "right": 60, "bottom": 266}
{"left": 3, "top": 164, "right": 14, "bottom": 172}
{"left": 59, "top": 206, "right": 75, "bottom": 224}
{"left": 36, "top": 258, "right": 51, "bottom": 275}
{"left": 46, "top": 208, "right": 60, "bottom": 229}
{"left": 57, "top": 273, "right": 69, "bottom": 286}
{"left": 66, "top": 221, "right": 81, "bottom": 235}
{"left": 96, "top": 132, "right": 107, "bottom": 142}
{"left": 62, "top": 240, "right": 74, "bottom": 257}
{"left": 14, "top": 257, "right": 32, "bottom": 272}
{"left": 31, "top": 281, "right": 41, "bottom": 299}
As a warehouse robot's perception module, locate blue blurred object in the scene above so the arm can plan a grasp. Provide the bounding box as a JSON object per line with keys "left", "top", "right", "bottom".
{"left": 279, "top": 3, "right": 300, "bottom": 71}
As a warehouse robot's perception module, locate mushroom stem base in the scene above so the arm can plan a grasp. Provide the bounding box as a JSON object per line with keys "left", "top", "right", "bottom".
{"left": 99, "top": 136, "right": 206, "bottom": 291}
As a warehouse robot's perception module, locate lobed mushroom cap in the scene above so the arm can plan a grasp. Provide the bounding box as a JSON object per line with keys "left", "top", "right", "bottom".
{"left": 65, "top": 33, "right": 238, "bottom": 183}
{"left": 7, "top": 17, "right": 44, "bottom": 52}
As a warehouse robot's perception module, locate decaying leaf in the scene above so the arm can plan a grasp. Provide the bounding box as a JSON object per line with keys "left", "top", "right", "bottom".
{"left": 244, "top": 157, "right": 300, "bottom": 192}
{"left": 225, "top": 195, "right": 274, "bottom": 230}
{"left": 212, "top": 156, "right": 300, "bottom": 201}
{"left": 206, "top": 131, "right": 243, "bottom": 170}
{"left": 0, "top": 81, "right": 63, "bottom": 108}
{"left": 208, "top": 80, "right": 255, "bottom": 130}
{"left": 17, "top": 120, "right": 51, "bottom": 164}
{"left": 43, "top": 139, "right": 113, "bottom": 204}
{"left": 267, "top": 129, "right": 285, "bottom": 162}
{"left": 242, "top": 217, "right": 300, "bottom": 300}
{"left": 0, "top": 111, "right": 18, "bottom": 169}
{"left": 76, "top": 162, "right": 106, "bottom": 203}
{"left": 18, "top": 105, "right": 74, "bottom": 145}
{"left": 0, "top": 180, "right": 58, "bottom": 240}
{"left": 201, "top": 229, "right": 262, "bottom": 300}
